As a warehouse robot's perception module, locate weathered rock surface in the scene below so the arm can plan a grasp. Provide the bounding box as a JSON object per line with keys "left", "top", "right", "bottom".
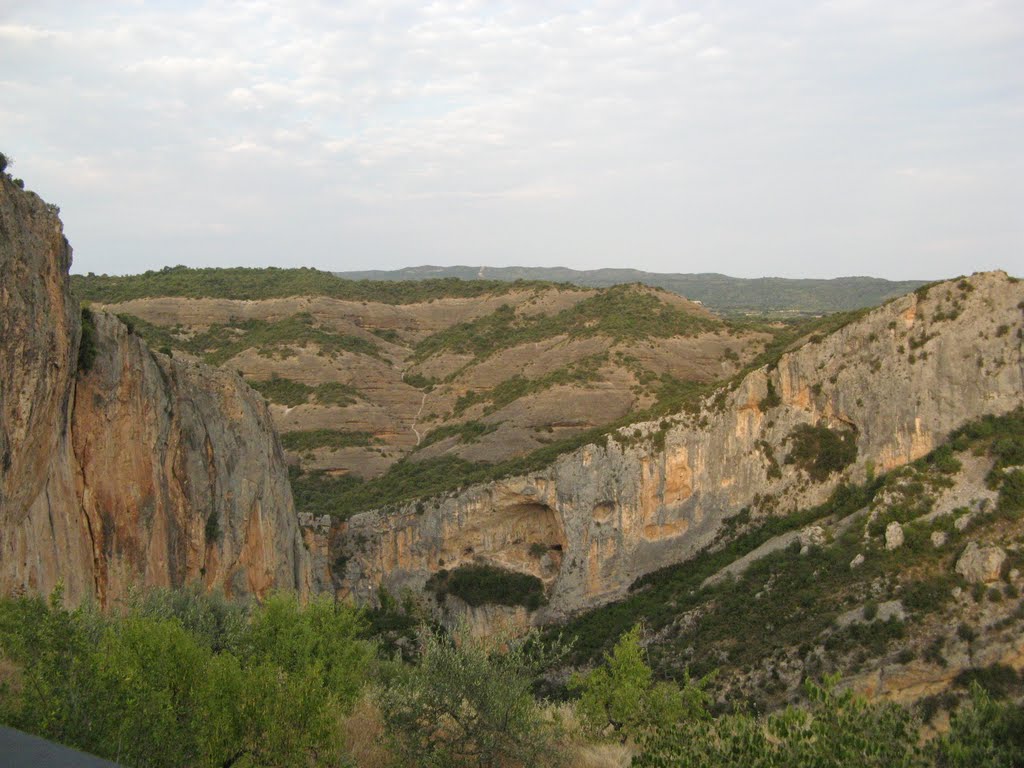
{"left": 885, "top": 522, "right": 905, "bottom": 550}
{"left": 330, "top": 271, "right": 1024, "bottom": 620}
{"left": 0, "top": 176, "right": 309, "bottom": 604}
{"left": 955, "top": 542, "right": 1007, "bottom": 585}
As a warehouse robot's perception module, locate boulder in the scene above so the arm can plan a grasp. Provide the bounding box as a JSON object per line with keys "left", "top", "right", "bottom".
{"left": 955, "top": 542, "right": 1006, "bottom": 584}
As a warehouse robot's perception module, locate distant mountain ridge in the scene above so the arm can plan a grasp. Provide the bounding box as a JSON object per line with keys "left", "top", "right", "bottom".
{"left": 334, "top": 265, "right": 927, "bottom": 315}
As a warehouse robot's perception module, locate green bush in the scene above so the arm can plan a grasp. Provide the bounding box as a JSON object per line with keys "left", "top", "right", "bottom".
{"left": 419, "top": 420, "right": 497, "bottom": 448}
{"left": 0, "top": 589, "right": 374, "bottom": 768}
{"left": 378, "top": 625, "right": 566, "bottom": 768}
{"left": 634, "top": 678, "right": 925, "bottom": 768}
{"left": 785, "top": 423, "right": 858, "bottom": 482}
{"left": 280, "top": 429, "right": 376, "bottom": 451}
{"left": 426, "top": 564, "right": 547, "bottom": 610}
{"left": 247, "top": 375, "right": 314, "bottom": 407}
{"left": 758, "top": 380, "right": 781, "bottom": 411}
{"left": 571, "top": 625, "right": 709, "bottom": 743}
{"left": 77, "top": 307, "right": 98, "bottom": 372}
{"left": 204, "top": 512, "right": 221, "bottom": 543}
{"left": 933, "top": 683, "right": 1024, "bottom": 767}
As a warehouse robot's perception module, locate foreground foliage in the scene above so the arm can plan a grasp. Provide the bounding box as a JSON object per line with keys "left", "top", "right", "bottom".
{"left": 1, "top": 586, "right": 1023, "bottom": 767}
{"left": 378, "top": 625, "right": 566, "bottom": 768}
{"left": 0, "top": 588, "right": 373, "bottom": 767}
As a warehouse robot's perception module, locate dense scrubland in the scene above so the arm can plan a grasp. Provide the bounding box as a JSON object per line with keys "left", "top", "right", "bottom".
{"left": 1, "top": 587, "right": 1021, "bottom": 767}
{"left": 72, "top": 266, "right": 567, "bottom": 305}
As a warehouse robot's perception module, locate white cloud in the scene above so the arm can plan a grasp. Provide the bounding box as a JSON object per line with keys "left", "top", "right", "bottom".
{"left": 1, "top": 0, "right": 1021, "bottom": 279}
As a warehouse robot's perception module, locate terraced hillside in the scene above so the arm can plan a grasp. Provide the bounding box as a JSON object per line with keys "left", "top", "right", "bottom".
{"left": 73, "top": 268, "right": 816, "bottom": 518}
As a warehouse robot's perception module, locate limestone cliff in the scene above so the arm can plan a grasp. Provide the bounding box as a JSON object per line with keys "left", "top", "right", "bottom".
{"left": 0, "top": 174, "right": 309, "bottom": 604}
{"left": 333, "top": 272, "right": 1023, "bottom": 621}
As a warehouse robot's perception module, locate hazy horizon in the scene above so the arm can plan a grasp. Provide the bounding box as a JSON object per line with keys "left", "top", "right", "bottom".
{"left": 3, "top": 1, "right": 1022, "bottom": 280}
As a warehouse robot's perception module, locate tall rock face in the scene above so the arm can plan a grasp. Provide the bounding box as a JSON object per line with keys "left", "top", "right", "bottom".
{"left": 334, "top": 272, "right": 1024, "bottom": 620}
{"left": 0, "top": 175, "right": 88, "bottom": 600}
{"left": 0, "top": 175, "right": 309, "bottom": 604}
{"left": 72, "top": 313, "right": 310, "bottom": 605}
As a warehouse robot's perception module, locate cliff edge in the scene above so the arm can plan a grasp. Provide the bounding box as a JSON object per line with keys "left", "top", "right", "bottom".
{"left": 0, "top": 174, "right": 309, "bottom": 604}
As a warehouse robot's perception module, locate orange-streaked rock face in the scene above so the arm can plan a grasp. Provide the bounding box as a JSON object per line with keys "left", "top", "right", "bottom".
{"left": 326, "top": 271, "right": 1023, "bottom": 628}
{"left": 0, "top": 176, "right": 310, "bottom": 605}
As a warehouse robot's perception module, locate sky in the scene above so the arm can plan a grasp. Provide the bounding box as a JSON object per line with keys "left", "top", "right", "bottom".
{"left": 1, "top": 1, "right": 1022, "bottom": 280}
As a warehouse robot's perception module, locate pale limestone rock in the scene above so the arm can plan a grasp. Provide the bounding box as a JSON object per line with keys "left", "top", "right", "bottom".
{"left": 955, "top": 542, "right": 1006, "bottom": 585}
{"left": 326, "top": 270, "right": 1024, "bottom": 621}
{"left": 836, "top": 599, "right": 905, "bottom": 628}
{"left": 886, "top": 522, "right": 905, "bottom": 550}
{"left": 931, "top": 531, "right": 948, "bottom": 548}
{"left": 800, "top": 525, "right": 827, "bottom": 549}
{"left": 955, "top": 514, "right": 972, "bottom": 532}
{"left": 851, "top": 553, "right": 866, "bottom": 569}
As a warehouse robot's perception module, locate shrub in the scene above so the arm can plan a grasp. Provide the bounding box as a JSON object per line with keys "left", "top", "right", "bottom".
{"left": 634, "top": 678, "right": 925, "bottom": 768}
{"left": 933, "top": 683, "right": 1024, "bottom": 767}
{"left": 426, "top": 563, "right": 547, "bottom": 610}
{"left": 785, "top": 423, "right": 858, "bottom": 482}
{"left": 377, "top": 625, "right": 565, "bottom": 768}
{"left": 0, "top": 589, "right": 373, "bottom": 767}
{"left": 759, "top": 380, "right": 781, "bottom": 411}
{"left": 0, "top": 151, "right": 8, "bottom": 173}
{"left": 571, "top": 625, "right": 710, "bottom": 743}
{"left": 957, "top": 623, "right": 977, "bottom": 643}
{"left": 204, "top": 512, "right": 221, "bottom": 543}
{"left": 77, "top": 307, "right": 98, "bottom": 372}
{"left": 863, "top": 600, "right": 879, "bottom": 621}
{"left": 280, "top": 429, "right": 375, "bottom": 451}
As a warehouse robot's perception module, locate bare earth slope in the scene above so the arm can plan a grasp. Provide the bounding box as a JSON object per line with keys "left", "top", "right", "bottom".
{"left": 90, "top": 278, "right": 776, "bottom": 492}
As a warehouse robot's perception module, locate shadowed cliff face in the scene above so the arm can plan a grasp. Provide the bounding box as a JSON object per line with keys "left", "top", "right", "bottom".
{"left": 332, "top": 271, "right": 1024, "bottom": 622}
{"left": 0, "top": 175, "right": 309, "bottom": 604}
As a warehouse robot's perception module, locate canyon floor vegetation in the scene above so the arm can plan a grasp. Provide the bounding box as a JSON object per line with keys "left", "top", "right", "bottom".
{"left": 1, "top": 586, "right": 1022, "bottom": 767}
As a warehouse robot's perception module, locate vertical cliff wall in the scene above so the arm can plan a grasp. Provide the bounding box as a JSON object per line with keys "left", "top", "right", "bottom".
{"left": 0, "top": 174, "right": 309, "bottom": 604}
{"left": 334, "top": 271, "right": 1024, "bottom": 620}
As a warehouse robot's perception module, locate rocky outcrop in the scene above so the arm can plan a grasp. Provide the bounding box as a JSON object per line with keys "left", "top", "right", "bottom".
{"left": 955, "top": 542, "right": 1006, "bottom": 585}
{"left": 0, "top": 175, "right": 309, "bottom": 604}
{"left": 331, "top": 272, "right": 1023, "bottom": 620}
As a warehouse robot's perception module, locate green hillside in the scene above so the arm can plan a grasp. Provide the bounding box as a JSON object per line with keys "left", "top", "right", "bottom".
{"left": 71, "top": 266, "right": 570, "bottom": 305}
{"left": 336, "top": 265, "right": 927, "bottom": 315}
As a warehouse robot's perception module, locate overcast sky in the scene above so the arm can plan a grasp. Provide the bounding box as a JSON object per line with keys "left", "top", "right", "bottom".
{"left": 2, "top": 1, "right": 1021, "bottom": 279}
